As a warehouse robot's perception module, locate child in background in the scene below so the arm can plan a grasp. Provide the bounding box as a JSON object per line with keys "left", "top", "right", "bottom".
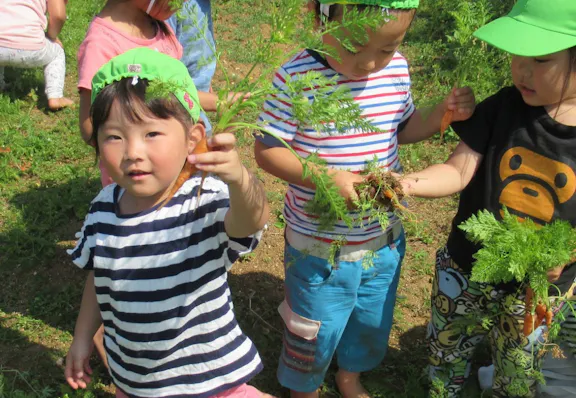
{"left": 77, "top": 0, "right": 183, "bottom": 145}
{"left": 399, "top": 0, "right": 576, "bottom": 395}
{"left": 0, "top": 0, "right": 74, "bottom": 110}
{"left": 168, "top": 0, "right": 249, "bottom": 134}
{"left": 65, "top": 48, "right": 270, "bottom": 398}
{"left": 254, "top": 1, "right": 475, "bottom": 396}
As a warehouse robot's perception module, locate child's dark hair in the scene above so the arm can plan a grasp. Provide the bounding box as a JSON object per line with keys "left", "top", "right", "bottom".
{"left": 313, "top": 0, "right": 417, "bottom": 23}
{"left": 90, "top": 78, "right": 194, "bottom": 155}
{"left": 559, "top": 46, "right": 576, "bottom": 108}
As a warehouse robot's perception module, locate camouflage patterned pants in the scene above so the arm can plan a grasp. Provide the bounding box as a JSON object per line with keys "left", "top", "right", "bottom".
{"left": 428, "top": 247, "right": 545, "bottom": 397}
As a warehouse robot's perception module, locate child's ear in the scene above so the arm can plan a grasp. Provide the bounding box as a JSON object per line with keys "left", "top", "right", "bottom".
{"left": 187, "top": 121, "right": 206, "bottom": 154}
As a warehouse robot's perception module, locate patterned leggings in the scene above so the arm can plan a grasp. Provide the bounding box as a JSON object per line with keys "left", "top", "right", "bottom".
{"left": 0, "top": 39, "right": 66, "bottom": 99}
{"left": 428, "top": 247, "right": 576, "bottom": 398}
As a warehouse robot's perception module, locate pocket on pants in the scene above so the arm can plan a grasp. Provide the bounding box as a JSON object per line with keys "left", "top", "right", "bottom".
{"left": 284, "top": 244, "right": 335, "bottom": 286}
{"left": 278, "top": 300, "right": 321, "bottom": 373}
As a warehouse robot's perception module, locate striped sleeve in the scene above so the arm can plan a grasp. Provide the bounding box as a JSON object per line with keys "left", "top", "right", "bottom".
{"left": 257, "top": 65, "right": 297, "bottom": 143}
{"left": 203, "top": 180, "right": 263, "bottom": 270}
{"left": 67, "top": 186, "right": 115, "bottom": 270}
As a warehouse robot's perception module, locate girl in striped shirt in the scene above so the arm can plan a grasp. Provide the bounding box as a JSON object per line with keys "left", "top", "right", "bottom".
{"left": 65, "top": 48, "right": 270, "bottom": 398}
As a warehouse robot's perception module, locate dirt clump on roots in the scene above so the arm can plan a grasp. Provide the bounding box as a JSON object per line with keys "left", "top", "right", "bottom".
{"left": 354, "top": 170, "right": 406, "bottom": 212}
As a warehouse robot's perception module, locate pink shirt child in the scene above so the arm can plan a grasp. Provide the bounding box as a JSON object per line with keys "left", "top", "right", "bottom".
{"left": 0, "top": 0, "right": 48, "bottom": 50}
{"left": 78, "top": 17, "right": 183, "bottom": 185}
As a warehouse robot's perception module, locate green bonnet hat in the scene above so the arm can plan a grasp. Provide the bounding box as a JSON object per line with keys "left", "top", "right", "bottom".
{"left": 317, "top": 0, "right": 419, "bottom": 9}
{"left": 91, "top": 47, "right": 201, "bottom": 122}
{"left": 473, "top": 0, "right": 576, "bottom": 57}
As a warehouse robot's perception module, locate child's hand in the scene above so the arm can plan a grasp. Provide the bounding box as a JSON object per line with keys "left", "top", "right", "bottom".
{"left": 331, "top": 170, "right": 364, "bottom": 209}
{"left": 227, "top": 92, "right": 251, "bottom": 104}
{"left": 547, "top": 264, "right": 566, "bottom": 283}
{"left": 65, "top": 339, "right": 93, "bottom": 389}
{"left": 189, "top": 132, "right": 244, "bottom": 185}
{"left": 444, "top": 87, "right": 475, "bottom": 122}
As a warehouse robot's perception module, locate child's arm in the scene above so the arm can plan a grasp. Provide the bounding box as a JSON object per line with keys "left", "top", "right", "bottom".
{"left": 191, "top": 133, "right": 269, "bottom": 238}
{"left": 46, "top": 0, "right": 67, "bottom": 43}
{"left": 254, "top": 140, "right": 363, "bottom": 206}
{"left": 398, "top": 87, "right": 475, "bottom": 144}
{"left": 65, "top": 271, "right": 101, "bottom": 390}
{"left": 400, "top": 140, "right": 483, "bottom": 198}
{"left": 79, "top": 89, "right": 93, "bottom": 144}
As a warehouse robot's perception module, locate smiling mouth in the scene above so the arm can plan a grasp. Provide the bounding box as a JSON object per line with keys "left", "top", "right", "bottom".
{"left": 128, "top": 171, "right": 151, "bottom": 178}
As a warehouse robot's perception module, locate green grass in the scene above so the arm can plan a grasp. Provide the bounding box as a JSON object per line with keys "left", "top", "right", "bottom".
{"left": 0, "top": 0, "right": 516, "bottom": 396}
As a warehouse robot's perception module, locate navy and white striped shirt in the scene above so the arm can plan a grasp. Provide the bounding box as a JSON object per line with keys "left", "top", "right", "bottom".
{"left": 68, "top": 176, "right": 263, "bottom": 397}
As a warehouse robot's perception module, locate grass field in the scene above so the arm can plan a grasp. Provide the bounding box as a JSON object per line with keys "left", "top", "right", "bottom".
{"left": 0, "top": 0, "right": 513, "bottom": 396}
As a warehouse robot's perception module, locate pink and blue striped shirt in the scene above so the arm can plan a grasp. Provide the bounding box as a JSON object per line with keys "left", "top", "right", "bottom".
{"left": 257, "top": 49, "right": 414, "bottom": 242}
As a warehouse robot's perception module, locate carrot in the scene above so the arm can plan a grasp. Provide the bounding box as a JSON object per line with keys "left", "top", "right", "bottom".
{"left": 535, "top": 303, "right": 547, "bottom": 327}
{"left": 158, "top": 137, "right": 209, "bottom": 209}
{"left": 545, "top": 310, "right": 553, "bottom": 328}
{"left": 439, "top": 109, "right": 453, "bottom": 141}
{"left": 523, "top": 286, "right": 535, "bottom": 336}
{"left": 383, "top": 189, "right": 395, "bottom": 199}
{"left": 524, "top": 312, "right": 535, "bottom": 336}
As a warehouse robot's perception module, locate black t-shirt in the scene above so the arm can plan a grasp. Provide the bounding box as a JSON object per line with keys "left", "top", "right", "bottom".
{"left": 447, "top": 86, "right": 576, "bottom": 289}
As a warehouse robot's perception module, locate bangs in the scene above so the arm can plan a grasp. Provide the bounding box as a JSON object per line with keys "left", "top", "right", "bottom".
{"left": 90, "top": 78, "right": 193, "bottom": 155}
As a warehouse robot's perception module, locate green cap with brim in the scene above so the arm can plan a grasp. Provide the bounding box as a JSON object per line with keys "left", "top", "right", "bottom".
{"left": 317, "top": 0, "right": 419, "bottom": 9}
{"left": 91, "top": 48, "right": 201, "bottom": 122}
{"left": 473, "top": 0, "right": 576, "bottom": 57}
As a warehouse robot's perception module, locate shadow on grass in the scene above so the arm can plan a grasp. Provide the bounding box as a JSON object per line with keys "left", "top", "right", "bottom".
{"left": 0, "top": 177, "right": 100, "bottom": 331}
{"left": 1, "top": 67, "right": 47, "bottom": 108}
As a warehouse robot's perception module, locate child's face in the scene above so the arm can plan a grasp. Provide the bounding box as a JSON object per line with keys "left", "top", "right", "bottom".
{"left": 512, "top": 50, "right": 576, "bottom": 108}
{"left": 98, "top": 101, "right": 203, "bottom": 210}
{"left": 132, "top": 0, "right": 179, "bottom": 20}
{"left": 323, "top": 12, "right": 412, "bottom": 79}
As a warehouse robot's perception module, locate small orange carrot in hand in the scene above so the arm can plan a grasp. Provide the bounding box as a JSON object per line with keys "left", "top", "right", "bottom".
{"left": 159, "top": 137, "right": 209, "bottom": 209}
{"left": 523, "top": 286, "right": 535, "bottom": 336}
{"left": 440, "top": 109, "right": 453, "bottom": 141}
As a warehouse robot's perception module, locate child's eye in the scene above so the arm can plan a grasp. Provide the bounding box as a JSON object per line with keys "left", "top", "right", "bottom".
{"left": 147, "top": 131, "right": 162, "bottom": 138}
{"left": 534, "top": 58, "right": 549, "bottom": 64}
{"left": 105, "top": 134, "right": 121, "bottom": 141}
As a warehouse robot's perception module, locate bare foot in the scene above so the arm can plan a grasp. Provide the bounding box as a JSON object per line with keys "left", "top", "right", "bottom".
{"left": 336, "top": 370, "right": 371, "bottom": 398}
{"left": 48, "top": 97, "right": 74, "bottom": 111}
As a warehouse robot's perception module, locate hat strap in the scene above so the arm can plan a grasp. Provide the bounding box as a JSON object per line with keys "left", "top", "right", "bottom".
{"left": 146, "top": 0, "right": 156, "bottom": 14}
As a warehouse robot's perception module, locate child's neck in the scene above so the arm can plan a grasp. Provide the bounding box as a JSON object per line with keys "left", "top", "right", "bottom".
{"left": 546, "top": 97, "right": 576, "bottom": 127}
{"left": 100, "top": 1, "right": 157, "bottom": 40}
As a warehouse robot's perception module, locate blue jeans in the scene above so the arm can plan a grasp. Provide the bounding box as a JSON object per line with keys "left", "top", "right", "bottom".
{"left": 168, "top": 0, "right": 215, "bottom": 132}
{"left": 277, "top": 225, "right": 406, "bottom": 392}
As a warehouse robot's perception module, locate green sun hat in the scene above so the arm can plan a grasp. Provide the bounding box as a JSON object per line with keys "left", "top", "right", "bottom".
{"left": 473, "top": 0, "right": 576, "bottom": 57}
{"left": 317, "top": 0, "right": 419, "bottom": 8}
{"left": 91, "top": 47, "right": 201, "bottom": 122}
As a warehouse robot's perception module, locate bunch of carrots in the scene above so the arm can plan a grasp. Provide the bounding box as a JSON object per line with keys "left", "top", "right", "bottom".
{"left": 523, "top": 286, "right": 554, "bottom": 337}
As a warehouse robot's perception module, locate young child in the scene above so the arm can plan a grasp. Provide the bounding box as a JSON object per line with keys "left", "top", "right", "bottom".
{"left": 0, "top": 0, "right": 74, "bottom": 110}
{"left": 254, "top": 1, "right": 475, "bottom": 396}
{"left": 76, "top": 0, "right": 185, "bottom": 365}
{"left": 398, "top": 0, "right": 576, "bottom": 396}
{"left": 64, "top": 48, "right": 270, "bottom": 398}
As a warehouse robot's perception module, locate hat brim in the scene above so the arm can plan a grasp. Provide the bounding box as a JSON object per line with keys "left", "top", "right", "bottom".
{"left": 474, "top": 16, "right": 576, "bottom": 57}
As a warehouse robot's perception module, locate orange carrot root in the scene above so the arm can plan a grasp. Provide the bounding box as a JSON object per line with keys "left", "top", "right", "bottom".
{"left": 158, "top": 137, "right": 209, "bottom": 209}
{"left": 535, "top": 303, "right": 547, "bottom": 327}
{"left": 440, "top": 109, "right": 453, "bottom": 141}
{"left": 523, "top": 287, "right": 535, "bottom": 336}
{"left": 545, "top": 310, "right": 553, "bottom": 328}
